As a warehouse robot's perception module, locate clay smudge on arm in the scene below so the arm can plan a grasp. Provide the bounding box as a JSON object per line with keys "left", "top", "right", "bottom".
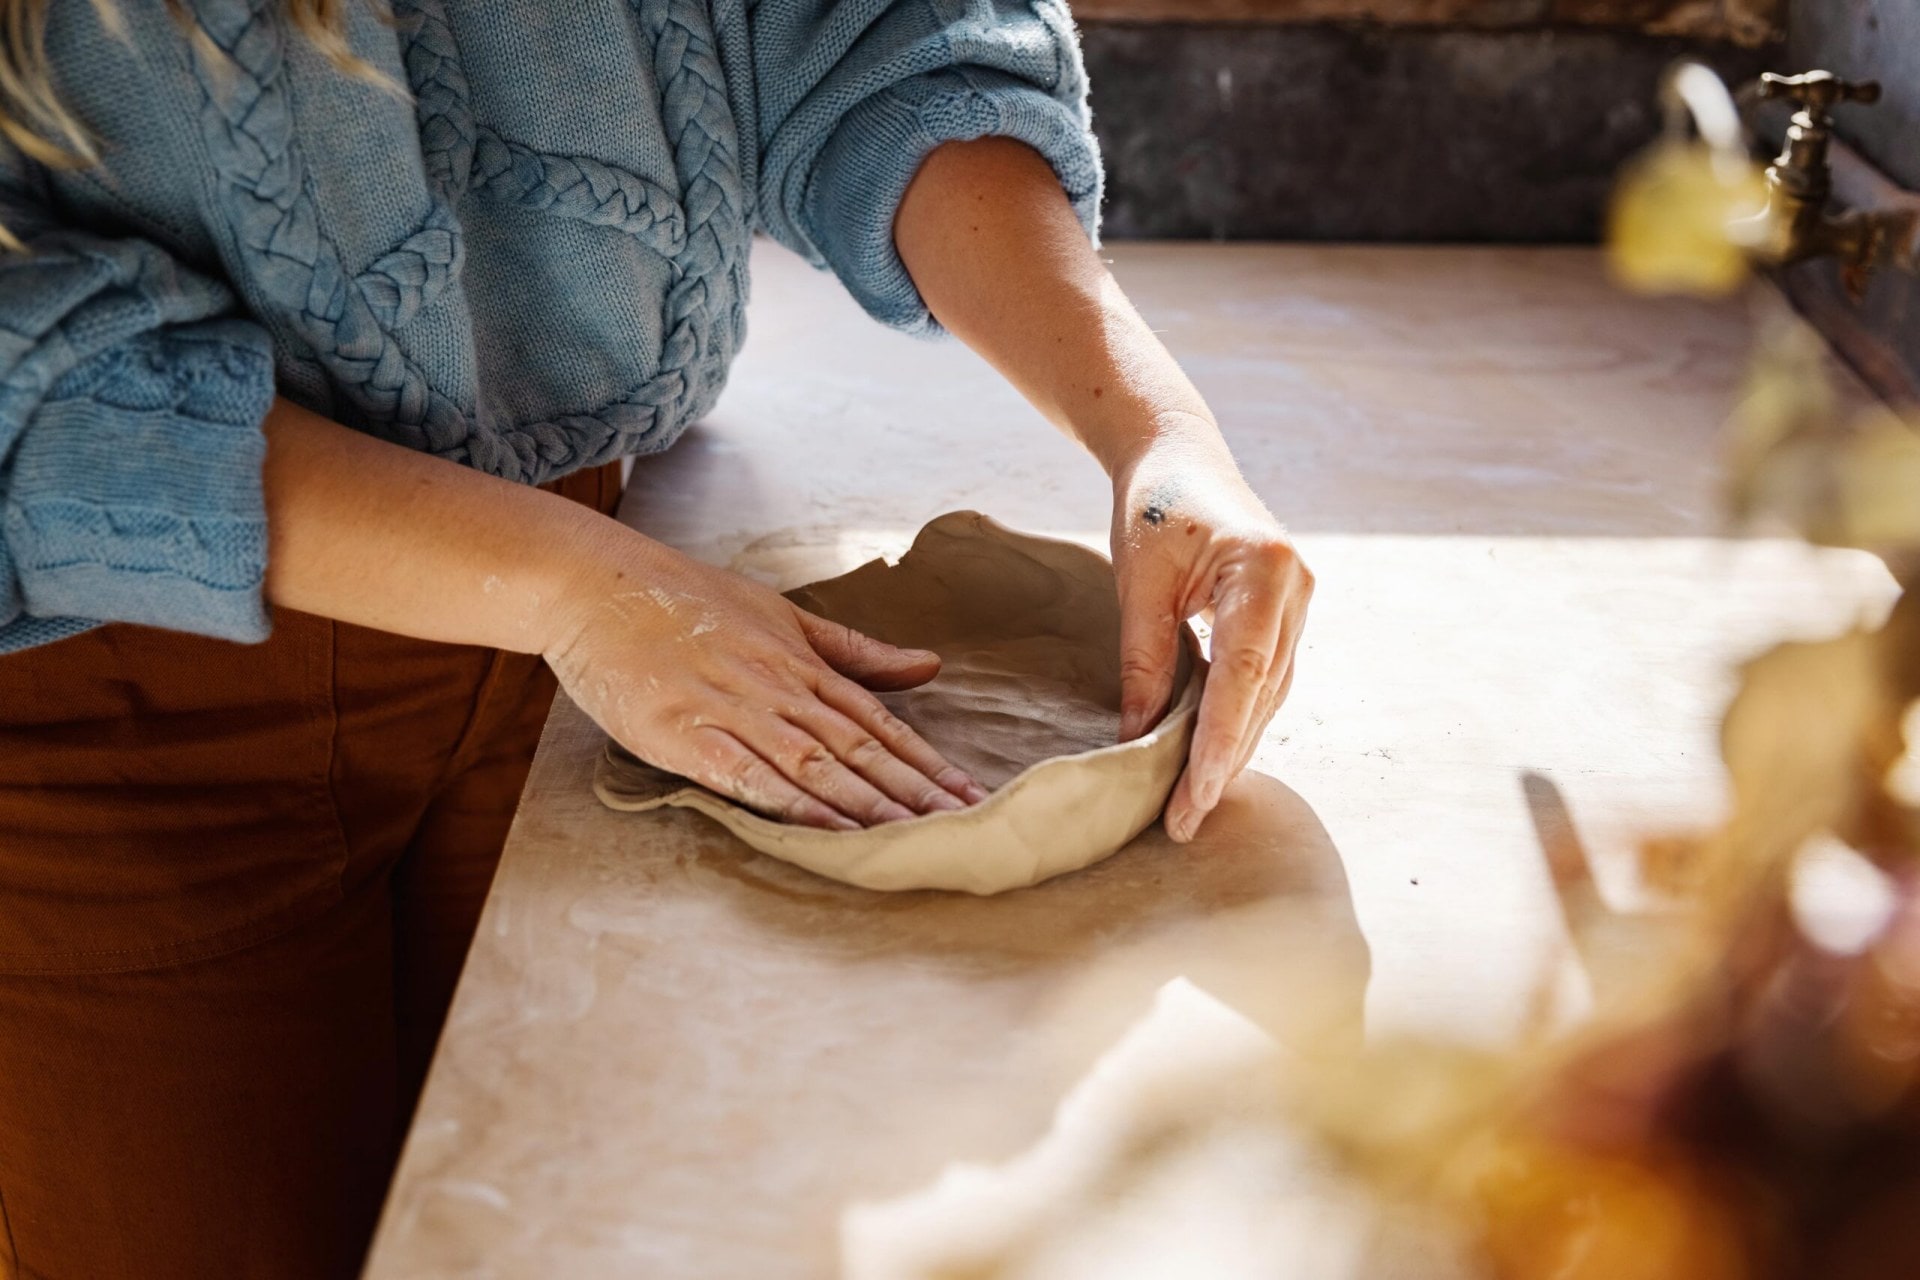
{"left": 1140, "top": 477, "right": 1183, "bottom": 530}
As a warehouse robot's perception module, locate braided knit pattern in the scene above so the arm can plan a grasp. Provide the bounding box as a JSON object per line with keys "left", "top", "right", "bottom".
{"left": 185, "top": 1, "right": 475, "bottom": 458}
{"left": 356, "top": 208, "right": 462, "bottom": 332}
{"left": 633, "top": 0, "right": 752, "bottom": 429}
{"left": 187, "top": 0, "right": 748, "bottom": 484}
{"left": 397, "top": 0, "right": 476, "bottom": 204}
{"left": 470, "top": 129, "right": 688, "bottom": 255}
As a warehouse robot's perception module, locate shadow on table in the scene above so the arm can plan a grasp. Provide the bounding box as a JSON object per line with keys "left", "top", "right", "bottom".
{"left": 1521, "top": 769, "right": 1684, "bottom": 1012}
{"left": 668, "top": 767, "right": 1369, "bottom": 1061}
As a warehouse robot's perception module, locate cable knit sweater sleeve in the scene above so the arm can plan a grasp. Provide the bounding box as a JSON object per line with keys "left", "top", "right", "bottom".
{"left": 0, "top": 167, "right": 276, "bottom": 655}
{"left": 747, "top": 0, "right": 1103, "bottom": 334}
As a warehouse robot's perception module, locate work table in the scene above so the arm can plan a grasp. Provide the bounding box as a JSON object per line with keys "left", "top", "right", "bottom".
{"left": 362, "top": 243, "right": 1896, "bottom": 1278}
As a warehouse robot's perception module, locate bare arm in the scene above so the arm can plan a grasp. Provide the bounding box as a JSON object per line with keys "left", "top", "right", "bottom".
{"left": 894, "top": 138, "right": 1210, "bottom": 475}
{"left": 262, "top": 396, "right": 606, "bottom": 652}
{"left": 260, "top": 397, "right": 985, "bottom": 826}
{"left": 896, "top": 138, "right": 1314, "bottom": 841}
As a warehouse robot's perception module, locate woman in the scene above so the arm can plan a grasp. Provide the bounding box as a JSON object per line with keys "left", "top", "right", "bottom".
{"left": 0, "top": 1, "right": 1311, "bottom": 1276}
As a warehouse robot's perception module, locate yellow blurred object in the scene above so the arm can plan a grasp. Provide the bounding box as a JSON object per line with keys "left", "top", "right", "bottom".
{"left": 1462, "top": 1136, "right": 1751, "bottom": 1280}
{"left": 1726, "top": 304, "right": 1920, "bottom": 552}
{"left": 1734, "top": 400, "right": 1920, "bottom": 552}
{"left": 1818, "top": 412, "right": 1920, "bottom": 549}
{"left": 1608, "top": 140, "right": 1773, "bottom": 297}
{"left": 1726, "top": 309, "right": 1839, "bottom": 515}
{"left": 1716, "top": 630, "right": 1903, "bottom": 879}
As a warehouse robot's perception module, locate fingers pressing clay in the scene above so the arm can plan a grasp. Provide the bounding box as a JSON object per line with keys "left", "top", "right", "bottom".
{"left": 1186, "top": 576, "right": 1286, "bottom": 816}
{"left": 1163, "top": 763, "right": 1207, "bottom": 845}
{"left": 692, "top": 728, "right": 860, "bottom": 831}
{"left": 796, "top": 609, "right": 942, "bottom": 693}
{"left": 1115, "top": 583, "right": 1182, "bottom": 742}
{"left": 1228, "top": 661, "right": 1296, "bottom": 785}
{"left": 816, "top": 673, "right": 990, "bottom": 805}
{"left": 787, "top": 697, "right": 970, "bottom": 814}
{"left": 746, "top": 716, "right": 922, "bottom": 826}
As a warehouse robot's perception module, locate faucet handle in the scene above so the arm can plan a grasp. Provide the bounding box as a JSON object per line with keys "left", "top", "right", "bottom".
{"left": 1757, "top": 70, "right": 1881, "bottom": 121}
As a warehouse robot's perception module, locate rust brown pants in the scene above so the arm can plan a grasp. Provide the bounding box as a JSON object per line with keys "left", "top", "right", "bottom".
{"left": 0, "top": 463, "right": 622, "bottom": 1280}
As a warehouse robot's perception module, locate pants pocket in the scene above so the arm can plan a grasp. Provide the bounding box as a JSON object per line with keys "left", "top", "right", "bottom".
{"left": 0, "top": 611, "right": 350, "bottom": 976}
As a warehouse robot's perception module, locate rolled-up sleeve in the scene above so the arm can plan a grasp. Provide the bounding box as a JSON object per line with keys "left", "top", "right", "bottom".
{"left": 749, "top": 0, "right": 1102, "bottom": 333}
{"left": 0, "top": 175, "right": 276, "bottom": 655}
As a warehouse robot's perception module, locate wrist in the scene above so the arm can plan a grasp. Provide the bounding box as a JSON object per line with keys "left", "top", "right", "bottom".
{"left": 526, "top": 503, "right": 651, "bottom": 662}
{"left": 1105, "top": 408, "right": 1231, "bottom": 491}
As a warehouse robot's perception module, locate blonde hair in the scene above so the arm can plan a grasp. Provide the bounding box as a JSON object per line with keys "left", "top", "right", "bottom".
{"left": 0, "top": 0, "right": 384, "bottom": 169}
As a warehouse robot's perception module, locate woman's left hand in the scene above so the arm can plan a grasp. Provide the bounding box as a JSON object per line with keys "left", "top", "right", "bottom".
{"left": 1111, "top": 422, "right": 1314, "bottom": 843}
{"left": 892, "top": 139, "right": 1311, "bottom": 841}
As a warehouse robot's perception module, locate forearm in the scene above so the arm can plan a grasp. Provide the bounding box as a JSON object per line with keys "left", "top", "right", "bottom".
{"left": 894, "top": 138, "right": 1229, "bottom": 479}
{"left": 261, "top": 396, "right": 620, "bottom": 655}
{"left": 260, "top": 397, "right": 983, "bottom": 826}
{"left": 898, "top": 139, "right": 1312, "bottom": 841}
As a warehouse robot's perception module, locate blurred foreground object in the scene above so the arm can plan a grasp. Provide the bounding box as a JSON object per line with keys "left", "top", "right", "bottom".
{"left": 1351, "top": 64, "right": 1920, "bottom": 1276}
{"left": 842, "top": 980, "right": 1476, "bottom": 1280}
{"left": 1609, "top": 63, "right": 1775, "bottom": 296}
{"left": 1360, "top": 83, "right": 1920, "bottom": 1273}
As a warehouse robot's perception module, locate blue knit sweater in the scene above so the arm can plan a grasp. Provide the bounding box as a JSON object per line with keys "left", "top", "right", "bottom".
{"left": 0, "top": 0, "right": 1100, "bottom": 654}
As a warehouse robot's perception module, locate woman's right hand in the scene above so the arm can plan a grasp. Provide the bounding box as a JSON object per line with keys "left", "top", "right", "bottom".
{"left": 543, "top": 526, "right": 988, "bottom": 830}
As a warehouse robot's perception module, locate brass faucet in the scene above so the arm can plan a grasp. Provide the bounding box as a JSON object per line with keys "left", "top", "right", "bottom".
{"left": 1755, "top": 70, "right": 1917, "bottom": 289}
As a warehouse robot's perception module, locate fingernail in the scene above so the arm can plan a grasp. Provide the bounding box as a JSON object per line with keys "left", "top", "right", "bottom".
{"left": 878, "top": 801, "right": 916, "bottom": 824}
{"left": 1118, "top": 709, "right": 1141, "bottom": 741}
{"left": 1167, "top": 812, "right": 1193, "bottom": 843}
{"left": 942, "top": 770, "right": 990, "bottom": 804}
{"left": 829, "top": 813, "right": 861, "bottom": 832}
{"left": 924, "top": 791, "right": 965, "bottom": 813}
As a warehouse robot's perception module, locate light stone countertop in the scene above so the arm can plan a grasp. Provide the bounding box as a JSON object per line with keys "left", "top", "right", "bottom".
{"left": 362, "top": 242, "right": 1899, "bottom": 1279}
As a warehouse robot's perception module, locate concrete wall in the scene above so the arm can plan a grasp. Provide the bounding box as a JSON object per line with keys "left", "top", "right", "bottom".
{"left": 1072, "top": 0, "right": 1917, "bottom": 398}
{"left": 1084, "top": 25, "right": 1770, "bottom": 241}
{"left": 1080, "top": 0, "right": 1781, "bottom": 43}
{"left": 1784, "top": 0, "right": 1920, "bottom": 189}
{"left": 1078, "top": 0, "right": 1917, "bottom": 245}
